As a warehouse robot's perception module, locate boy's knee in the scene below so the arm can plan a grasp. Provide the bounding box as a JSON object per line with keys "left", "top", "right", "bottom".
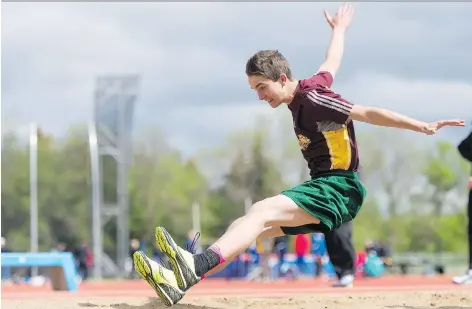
{"left": 247, "top": 200, "right": 280, "bottom": 226}
{"left": 248, "top": 200, "right": 268, "bottom": 215}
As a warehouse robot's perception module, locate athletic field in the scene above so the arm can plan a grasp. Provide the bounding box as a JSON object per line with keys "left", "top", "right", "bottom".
{"left": 3, "top": 275, "right": 472, "bottom": 309}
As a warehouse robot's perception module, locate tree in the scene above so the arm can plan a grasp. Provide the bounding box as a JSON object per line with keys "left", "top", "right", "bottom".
{"left": 1, "top": 132, "right": 31, "bottom": 250}
{"left": 201, "top": 125, "right": 287, "bottom": 243}
{"left": 356, "top": 128, "right": 426, "bottom": 250}
{"left": 128, "top": 149, "right": 209, "bottom": 248}
{"left": 421, "top": 140, "right": 470, "bottom": 253}
{"left": 1, "top": 126, "right": 91, "bottom": 252}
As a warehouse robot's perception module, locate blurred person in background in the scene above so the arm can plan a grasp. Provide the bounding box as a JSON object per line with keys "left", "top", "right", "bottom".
{"left": 364, "top": 239, "right": 377, "bottom": 254}
{"left": 260, "top": 237, "right": 275, "bottom": 281}
{"left": 246, "top": 238, "right": 274, "bottom": 282}
{"left": 325, "top": 222, "right": 356, "bottom": 287}
{"left": 355, "top": 249, "right": 368, "bottom": 277}
{"left": 375, "top": 240, "right": 392, "bottom": 270}
{"left": 311, "top": 232, "right": 328, "bottom": 278}
{"left": 294, "top": 234, "right": 310, "bottom": 276}
{"left": 1, "top": 237, "right": 11, "bottom": 253}
{"left": 73, "top": 240, "right": 93, "bottom": 281}
{"left": 363, "top": 249, "right": 385, "bottom": 278}
{"left": 453, "top": 128, "right": 472, "bottom": 285}
{"left": 1, "top": 237, "right": 12, "bottom": 281}
{"left": 272, "top": 235, "right": 289, "bottom": 278}
{"left": 153, "top": 244, "right": 169, "bottom": 267}
{"left": 246, "top": 241, "right": 260, "bottom": 278}
{"left": 129, "top": 239, "right": 141, "bottom": 258}
{"left": 128, "top": 239, "right": 141, "bottom": 279}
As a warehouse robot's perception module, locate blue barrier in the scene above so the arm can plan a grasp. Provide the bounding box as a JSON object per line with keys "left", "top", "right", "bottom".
{"left": 1, "top": 252, "right": 79, "bottom": 291}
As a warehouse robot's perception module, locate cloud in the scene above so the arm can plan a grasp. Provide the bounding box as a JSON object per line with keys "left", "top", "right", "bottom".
{"left": 159, "top": 72, "right": 470, "bottom": 155}
{"left": 336, "top": 72, "right": 471, "bottom": 120}
{"left": 2, "top": 2, "right": 471, "bottom": 158}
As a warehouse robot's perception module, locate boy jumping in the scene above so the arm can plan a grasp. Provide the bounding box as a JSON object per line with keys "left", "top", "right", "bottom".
{"left": 132, "top": 4, "right": 465, "bottom": 306}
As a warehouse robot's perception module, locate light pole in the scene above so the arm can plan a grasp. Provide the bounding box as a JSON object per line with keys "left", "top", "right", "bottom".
{"left": 29, "top": 123, "right": 38, "bottom": 277}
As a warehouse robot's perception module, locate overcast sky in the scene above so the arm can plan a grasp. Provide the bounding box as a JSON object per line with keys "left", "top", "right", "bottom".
{"left": 2, "top": 2, "right": 471, "bottom": 156}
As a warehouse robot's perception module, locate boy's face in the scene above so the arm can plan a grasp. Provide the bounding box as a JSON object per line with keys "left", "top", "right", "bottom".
{"left": 247, "top": 74, "right": 288, "bottom": 108}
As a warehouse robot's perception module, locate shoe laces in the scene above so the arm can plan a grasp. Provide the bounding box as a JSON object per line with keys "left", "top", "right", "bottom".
{"left": 186, "top": 232, "right": 201, "bottom": 254}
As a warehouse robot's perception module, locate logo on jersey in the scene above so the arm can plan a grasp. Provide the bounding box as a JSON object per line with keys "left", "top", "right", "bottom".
{"left": 297, "top": 134, "right": 311, "bottom": 150}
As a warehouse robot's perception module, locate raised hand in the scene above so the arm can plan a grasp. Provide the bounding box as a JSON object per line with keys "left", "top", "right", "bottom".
{"left": 422, "top": 119, "right": 466, "bottom": 135}
{"left": 324, "top": 3, "right": 354, "bottom": 30}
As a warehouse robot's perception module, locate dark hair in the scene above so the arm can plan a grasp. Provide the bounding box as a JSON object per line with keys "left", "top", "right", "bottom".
{"left": 245, "top": 50, "right": 293, "bottom": 81}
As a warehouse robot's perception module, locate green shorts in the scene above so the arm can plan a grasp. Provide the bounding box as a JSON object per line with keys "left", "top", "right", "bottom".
{"left": 280, "top": 170, "right": 366, "bottom": 235}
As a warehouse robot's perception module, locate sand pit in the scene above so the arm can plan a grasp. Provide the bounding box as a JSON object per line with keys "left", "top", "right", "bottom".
{"left": 3, "top": 277, "right": 472, "bottom": 309}
{"left": 3, "top": 291, "right": 472, "bottom": 309}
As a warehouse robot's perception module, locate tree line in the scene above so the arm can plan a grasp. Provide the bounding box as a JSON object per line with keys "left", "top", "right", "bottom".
{"left": 2, "top": 118, "right": 470, "bottom": 260}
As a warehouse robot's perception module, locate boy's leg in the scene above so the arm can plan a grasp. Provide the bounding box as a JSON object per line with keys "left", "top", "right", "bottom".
{"left": 206, "top": 194, "right": 319, "bottom": 262}
{"left": 131, "top": 221, "right": 284, "bottom": 306}
{"left": 155, "top": 194, "right": 320, "bottom": 290}
{"left": 152, "top": 172, "right": 365, "bottom": 305}
{"left": 204, "top": 225, "right": 285, "bottom": 277}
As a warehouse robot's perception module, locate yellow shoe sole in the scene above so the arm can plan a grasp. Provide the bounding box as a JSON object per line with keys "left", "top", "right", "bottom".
{"left": 155, "top": 227, "right": 200, "bottom": 291}
{"left": 133, "top": 251, "right": 184, "bottom": 307}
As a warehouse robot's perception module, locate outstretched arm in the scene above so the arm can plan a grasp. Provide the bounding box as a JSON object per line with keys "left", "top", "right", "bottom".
{"left": 317, "top": 4, "right": 354, "bottom": 79}
{"left": 349, "top": 105, "right": 465, "bottom": 135}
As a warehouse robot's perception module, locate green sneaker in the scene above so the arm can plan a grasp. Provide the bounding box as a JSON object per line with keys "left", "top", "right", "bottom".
{"left": 155, "top": 227, "right": 201, "bottom": 291}
{"left": 133, "top": 250, "right": 185, "bottom": 307}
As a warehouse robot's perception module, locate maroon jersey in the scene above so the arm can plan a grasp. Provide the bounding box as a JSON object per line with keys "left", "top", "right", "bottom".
{"left": 288, "top": 71, "right": 359, "bottom": 177}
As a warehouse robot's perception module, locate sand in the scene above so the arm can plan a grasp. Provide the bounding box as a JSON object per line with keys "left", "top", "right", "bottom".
{"left": 3, "top": 291, "right": 472, "bottom": 309}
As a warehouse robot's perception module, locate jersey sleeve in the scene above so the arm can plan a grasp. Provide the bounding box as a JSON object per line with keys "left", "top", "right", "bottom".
{"left": 303, "top": 71, "right": 334, "bottom": 89}
{"left": 306, "top": 88, "right": 353, "bottom": 124}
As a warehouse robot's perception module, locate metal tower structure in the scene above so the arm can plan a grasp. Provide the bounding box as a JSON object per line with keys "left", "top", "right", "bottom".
{"left": 89, "top": 75, "right": 139, "bottom": 278}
